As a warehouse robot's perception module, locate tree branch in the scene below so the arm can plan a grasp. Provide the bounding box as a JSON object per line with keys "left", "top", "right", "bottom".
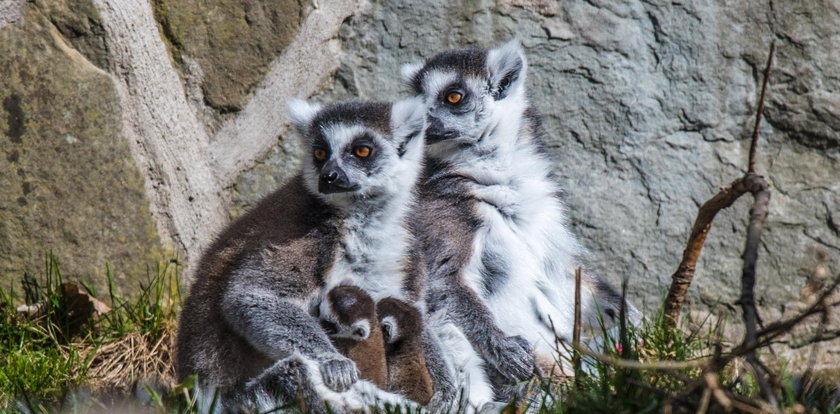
{"left": 93, "top": 0, "right": 229, "bottom": 267}
{"left": 748, "top": 40, "right": 775, "bottom": 174}
{"left": 736, "top": 174, "right": 775, "bottom": 408}
{"left": 662, "top": 40, "right": 777, "bottom": 327}
{"left": 663, "top": 176, "right": 759, "bottom": 326}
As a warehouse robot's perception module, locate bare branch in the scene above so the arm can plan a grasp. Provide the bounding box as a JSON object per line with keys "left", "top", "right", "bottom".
{"left": 573, "top": 267, "right": 582, "bottom": 382}
{"left": 735, "top": 173, "right": 774, "bottom": 408}
{"left": 735, "top": 50, "right": 777, "bottom": 411}
{"left": 662, "top": 40, "right": 777, "bottom": 328}
{"left": 663, "top": 176, "right": 760, "bottom": 326}
{"left": 748, "top": 40, "right": 776, "bottom": 174}
{"left": 787, "top": 327, "right": 840, "bottom": 349}
{"left": 750, "top": 278, "right": 840, "bottom": 349}
{"left": 703, "top": 372, "right": 733, "bottom": 412}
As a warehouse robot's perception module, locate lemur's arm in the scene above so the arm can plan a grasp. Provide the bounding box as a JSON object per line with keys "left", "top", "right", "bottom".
{"left": 222, "top": 257, "right": 358, "bottom": 392}
{"left": 428, "top": 277, "right": 535, "bottom": 383}
{"left": 419, "top": 179, "right": 536, "bottom": 384}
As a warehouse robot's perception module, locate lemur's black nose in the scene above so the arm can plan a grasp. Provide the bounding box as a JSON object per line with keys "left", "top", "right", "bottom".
{"left": 318, "top": 161, "right": 357, "bottom": 194}
{"left": 323, "top": 170, "right": 339, "bottom": 183}
{"left": 426, "top": 117, "right": 459, "bottom": 143}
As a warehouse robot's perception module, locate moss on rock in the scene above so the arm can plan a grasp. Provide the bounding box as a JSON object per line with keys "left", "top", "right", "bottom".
{"left": 0, "top": 4, "right": 163, "bottom": 296}
{"left": 151, "top": 0, "right": 304, "bottom": 112}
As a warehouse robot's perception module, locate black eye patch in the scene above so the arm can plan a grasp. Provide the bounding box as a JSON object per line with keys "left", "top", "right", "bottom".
{"left": 438, "top": 82, "right": 474, "bottom": 114}
{"left": 311, "top": 135, "right": 331, "bottom": 164}
{"left": 343, "top": 133, "right": 381, "bottom": 175}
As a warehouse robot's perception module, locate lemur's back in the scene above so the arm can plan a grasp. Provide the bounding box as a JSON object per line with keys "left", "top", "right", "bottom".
{"left": 175, "top": 175, "right": 337, "bottom": 387}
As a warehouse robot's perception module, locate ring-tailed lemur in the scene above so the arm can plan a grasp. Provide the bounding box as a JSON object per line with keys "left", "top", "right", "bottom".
{"left": 321, "top": 285, "right": 388, "bottom": 388}
{"left": 377, "top": 297, "right": 435, "bottom": 405}
{"left": 319, "top": 287, "right": 435, "bottom": 405}
{"left": 175, "top": 98, "right": 454, "bottom": 412}
{"left": 403, "top": 40, "right": 640, "bottom": 407}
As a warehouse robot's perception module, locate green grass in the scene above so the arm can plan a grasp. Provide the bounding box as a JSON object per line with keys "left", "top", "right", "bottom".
{"left": 0, "top": 254, "right": 182, "bottom": 411}
{"left": 1, "top": 256, "right": 838, "bottom": 413}
{"left": 514, "top": 308, "right": 840, "bottom": 414}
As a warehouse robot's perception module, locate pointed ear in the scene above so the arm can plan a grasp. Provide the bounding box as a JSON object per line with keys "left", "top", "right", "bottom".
{"left": 287, "top": 99, "right": 322, "bottom": 133}
{"left": 486, "top": 39, "right": 527, "bottom": 100}
{"left": 390, "top": 97, "right": 426, "bottom": 158}
{"left": 400, "top": 61, "right": 425, "bottom": 93}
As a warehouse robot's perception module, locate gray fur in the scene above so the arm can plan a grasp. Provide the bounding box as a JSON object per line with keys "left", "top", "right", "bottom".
{"left": 176, "top": 98, "right": 453, "bottom": 410}
{"left": 415, "top": 164, "right": 536, "bottom": 385}
{"left": 406, "top": 40, "right": 639, "bottom": 406}
{"left": 479, "top": 249, "right": 509, "bottom": 297}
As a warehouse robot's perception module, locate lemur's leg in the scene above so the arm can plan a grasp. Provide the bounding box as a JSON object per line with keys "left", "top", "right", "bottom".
{"left": 221, "top": 280, "right": 357, "bottom": 393}
{"left": 241, "top": 356, "right": 329, "bottom": 414}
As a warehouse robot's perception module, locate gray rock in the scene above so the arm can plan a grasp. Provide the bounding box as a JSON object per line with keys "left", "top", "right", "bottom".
{"left": 0, "top": 2, "right": 164, "bottom": 295}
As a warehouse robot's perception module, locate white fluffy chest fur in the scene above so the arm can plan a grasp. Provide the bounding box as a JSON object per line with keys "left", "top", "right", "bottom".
{"left": 321, "top": 197, "right": 412, "bottom": 303}
{"left": 460, "top": 146, "right": 584, "bottom": 358}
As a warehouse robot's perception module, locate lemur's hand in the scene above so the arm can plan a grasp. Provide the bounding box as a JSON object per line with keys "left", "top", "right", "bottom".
{"left": 488, "top": 335, "right": 536, "bottom": 383}
{"left": 318, "top": 354, "right": 359, "bottom": 392}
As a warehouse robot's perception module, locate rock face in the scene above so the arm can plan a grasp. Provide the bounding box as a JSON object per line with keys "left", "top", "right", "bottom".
{"left": 0, "top": 1, "right": 161, "bottom": 293}
{"left": 151, "top": 0, "right": 303, "bottom": 113}
{"left": 1, "top": 0, "right": 838, "bottom": 365}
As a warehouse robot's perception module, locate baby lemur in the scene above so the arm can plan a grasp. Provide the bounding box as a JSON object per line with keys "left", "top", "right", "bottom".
{"left": 403, "top": 40, "right": 641, "bottom": 407}
{"left": 175, "top": 98, "right": 453, "bottom": 411}
{"left": 377, "top": 297, "right": 435, "bottom": 405}
{"left": 320, "top": 285, "right": 387, "bottom": 388}
{"left": 321, "top": 286, "right": 434, "bottom": 405}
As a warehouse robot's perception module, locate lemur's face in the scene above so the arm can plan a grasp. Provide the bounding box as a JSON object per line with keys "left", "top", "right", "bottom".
{"left": 414, "top": 66, "right": 492, "bottom": 147}
{"left": 402, "top": 40, "right": 527, "bottom": 153}
{"left": 320, "top": 286, "right": 375, "bottom": 340}
{"left": 376, "top": 297, "right": 421, "bottom": 345}
{"left": 288, "top": 99, "right": 426, "bottom": 207}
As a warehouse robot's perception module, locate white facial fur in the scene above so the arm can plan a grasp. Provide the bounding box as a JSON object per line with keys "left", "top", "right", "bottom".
{"left": 288, "top": 98, "right": 428, "bottom": 318}
{"left": 286, "top": 98, "right": 426, "bottom": 210}
{"left": 407, "top": 39, "right": 530, "bottom": 161}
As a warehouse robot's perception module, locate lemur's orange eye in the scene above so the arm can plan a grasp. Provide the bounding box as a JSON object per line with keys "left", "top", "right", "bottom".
{"left": 446, "top": 92, "right": 463, "bottom": 104}
{"left": 354, "top": 146, "right": 372, "bottom": 158}
{"left": 313, "top": 148, "right": 328, "bottom": 161}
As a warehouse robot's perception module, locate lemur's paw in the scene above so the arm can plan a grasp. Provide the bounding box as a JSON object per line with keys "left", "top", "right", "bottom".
{"left": 491, "top": 335, "right": 536, "bottom": 383}
{"left": 318, "top": 354, "right": 359, "bottom": 392}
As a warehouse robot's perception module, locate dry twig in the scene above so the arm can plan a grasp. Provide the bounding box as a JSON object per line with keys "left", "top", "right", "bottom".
{"left": 573, "top": 267, "right": 582, "bottom": 380}
{"left": 748, "top": 40, "right": 776, "bottom": 174}
{"left": 663, "top": 177, "right": 767, "bottom": 326}
{"left": 662, "top": 40, "right": 777, "bottom": 328}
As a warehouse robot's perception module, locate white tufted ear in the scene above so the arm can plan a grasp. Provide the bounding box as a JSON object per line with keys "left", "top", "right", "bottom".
{"left": 400, "top": 62, "right": 424, "bottom": 84}
{"left": 287, "top": 99, "right": 322, "bottom": 133}
{"left": 390, "top": 96, "right": 426, "bottom": 158}
{"left": 486, "top": 39, "right": 527, "bottom": 100}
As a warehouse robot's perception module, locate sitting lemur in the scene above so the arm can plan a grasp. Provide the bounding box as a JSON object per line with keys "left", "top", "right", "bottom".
{"left": 403, "top": 40, "right": 641, "bottom": 407}
{"left": 175, "top": 98, "right": 454, "bottom": 412}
